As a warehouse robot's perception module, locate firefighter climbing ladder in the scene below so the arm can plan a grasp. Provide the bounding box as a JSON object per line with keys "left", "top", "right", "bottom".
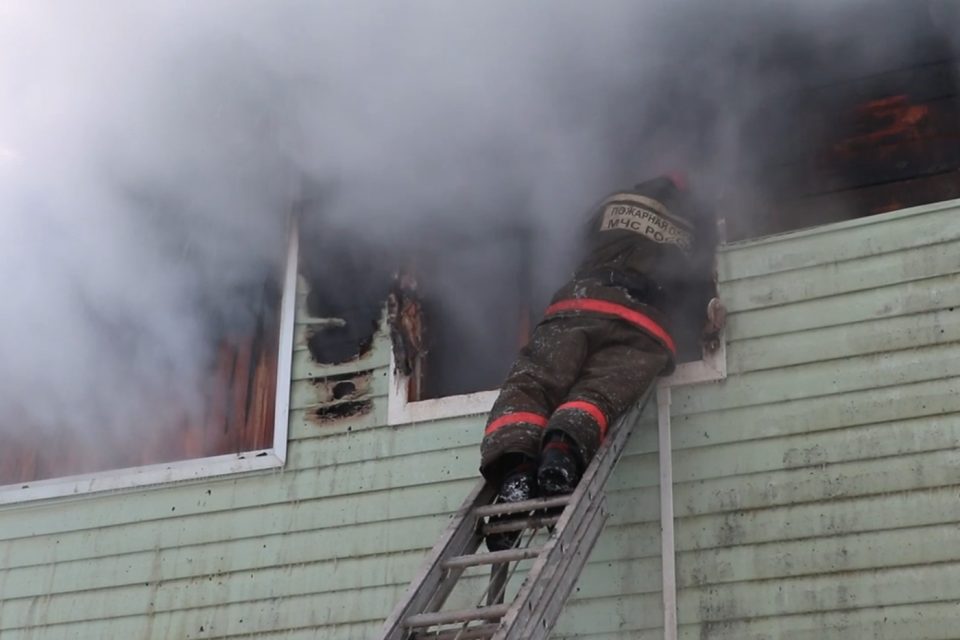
{"left": 377, "top": 390, "right": 654, "bottom": 640}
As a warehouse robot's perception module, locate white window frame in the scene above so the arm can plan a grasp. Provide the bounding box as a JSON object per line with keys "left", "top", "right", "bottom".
{"left": 387, "top": 350, "right": 500, "bottom": 424}
{"left": 0, "top": 224, "right": 299, "bottom": 505}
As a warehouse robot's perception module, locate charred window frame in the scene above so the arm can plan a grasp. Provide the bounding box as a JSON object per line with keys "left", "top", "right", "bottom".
{"left": 0, "top": 224, "right": 298, "bottom": 505}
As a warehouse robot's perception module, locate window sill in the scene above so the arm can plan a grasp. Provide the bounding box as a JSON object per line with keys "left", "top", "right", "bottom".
{"left": 0, "top": 450, "right": 285, "bottom": 506}
{"left": 658, "top": 333, "right": 727, "bottom": 388}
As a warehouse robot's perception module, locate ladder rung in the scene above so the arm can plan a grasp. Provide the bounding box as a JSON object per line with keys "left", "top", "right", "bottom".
{"left": 405, "top": 604, "right": 511, "bottom": 628}
{"left": 411, "top": 623, "right": 500, "bottom": 639}
{"left": 481, "top": 514, "right": 560, "bottom": 535}
{"left": 473, "top": 495, "right": 570, "bottom": 518}
{"left": 442, "top": 547, "right": 541, "bottom": 569}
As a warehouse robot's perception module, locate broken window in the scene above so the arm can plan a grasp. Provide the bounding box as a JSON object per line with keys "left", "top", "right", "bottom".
{"left": 295, "top": 221, "right": 394, "bottom": 425}
{"left": 726, "top": 6, "right": 960, "bottom": 240}
{"left": 389, "top": 224, "right": 535, "bottom": 401}
{"left": 0, "top": 259, "right": 289, "bottom": 492}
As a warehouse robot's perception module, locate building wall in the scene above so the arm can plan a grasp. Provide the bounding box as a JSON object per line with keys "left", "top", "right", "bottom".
{"left": 673, "top": 198, "right": 960, "bottom": 639}
{"left": 1, "top": 200, "right": 958, "bottom": 639}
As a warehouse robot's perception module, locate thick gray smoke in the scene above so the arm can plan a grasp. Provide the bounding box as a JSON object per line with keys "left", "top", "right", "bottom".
{"left": 0, "top": 1, "right": 954, "bottom": 457}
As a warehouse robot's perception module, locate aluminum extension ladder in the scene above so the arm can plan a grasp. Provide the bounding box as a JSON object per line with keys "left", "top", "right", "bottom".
{"left": 377, "top": 391, "right": 653, "bottom": 640}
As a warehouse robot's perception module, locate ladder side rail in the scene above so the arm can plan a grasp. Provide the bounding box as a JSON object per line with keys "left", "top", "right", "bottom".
{"left": 494, "top": 482, "right": 609, "bottom": 640}
{"left": 493, "top": 389, "right": 654, "bottom": 639}
{"left": 520, "top": 498, "right": 610, "bottom": 640}
{"left": 519, "top": 393, "right": 657, "bottom": 638}
{"left": 379, "top": 479, "right": 496, "bottom": 640}
{"left": 415, "top": 505, "right": 607, "bottom": 640}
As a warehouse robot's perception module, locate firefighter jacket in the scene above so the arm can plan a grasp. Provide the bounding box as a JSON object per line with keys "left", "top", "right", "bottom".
{"left": 544, "top": 180, "right": 706, "bottom": 373}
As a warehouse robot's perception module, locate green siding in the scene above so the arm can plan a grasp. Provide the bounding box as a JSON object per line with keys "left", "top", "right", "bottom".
{"left": 1, "top": 200, "right": 959, "bottom": 639}
{"left": 673, "top": 200, "right": 960, "bottom": 639}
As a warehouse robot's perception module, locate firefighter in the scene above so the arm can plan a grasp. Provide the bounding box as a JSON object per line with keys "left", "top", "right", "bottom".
{"left": 481, "top": 174, "right": 707, "bottom": 551}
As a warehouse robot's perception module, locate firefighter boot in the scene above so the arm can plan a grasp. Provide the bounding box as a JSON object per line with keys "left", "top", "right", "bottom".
{"left": 485, "top": 460, "right": 538, "bottom": 552}
{"left": 537, "top": 433, "right": 582, "bottom": 496}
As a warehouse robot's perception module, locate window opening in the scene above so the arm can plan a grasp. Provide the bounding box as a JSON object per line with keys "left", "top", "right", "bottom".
{"left": 390, "top": 218, "right": 721, "bottom": 406}
{"left": 0, "top": 225, "right": 298, "bottom": 499}
{"left": 726, "top": 7, "right": 960, "bottom": 241}
{"left": 416, "top": 225, "right": 534, "bottom": 400}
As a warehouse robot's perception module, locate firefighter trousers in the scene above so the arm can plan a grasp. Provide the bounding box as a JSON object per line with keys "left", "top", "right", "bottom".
{"left": 480, "top": 314, "right": 670, "bottom": 482}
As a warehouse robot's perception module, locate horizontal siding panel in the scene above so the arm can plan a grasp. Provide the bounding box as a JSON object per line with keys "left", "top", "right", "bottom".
{"left": 675, "top": 485, "right": 960, "bottom": 553}
{"left": 289, "top": 368, "right": 388, "bottom": 410}
{"left": 0, "top": 451, "right": 481, "bottom": 541}
{"left": 285, "top": 413, "right": 480, "bottom": 468}
{"left": 678, "top": 601, "right": 960, "bottom": 640}
{"left": 0, "top": 584, "right": 405, "bottom": 638}
{"left": 0, "top": 585, "right": 665, "bottom": 640}
{"left": 0, "top": 551, "right": 662, "bottom": 629}
{"left": 0, "top": 548, "right": 664, "bottom": 640}
{"left": 0, "top": 515, "right": 662, "bottom": 603}
{"left": 677, "top": 523, "right": 960, "bottom": 588}
{"left": 0, "top": 484, "right": 659, "bottom": 587}
{"left": 722, "top": 237, "right": 960, "bottom": 313}
{"left": 555, "top": 593, "right": 664, "bottom": 635}
{"left": 226, "top": 624, "right": 383, "bottom": 640}
{"left": 288, "top": 398, "right": 386, "bottom": 438}
{"left": 718, "top": 198, "right": 960, "bottom": 281}
{"left": 0, "top": 475, "right": 474, "bottom": 542}
{"left": 672, "top": 376, "right": 960, "bottom": 450}
{"left": 725, "top": 271, "right": 960, "bottom": 342}
{"left": 0, "top": 511, "right": 445, "bottom": 574}
{"left": 725, "top": 272, "right": 960, "bottom": 341}
{"left": 0, "top": 556, "right": 426, "bottom": 629}
{"left": 0, "top": 492, "right": 660, "bottom": 577}
{"left": 677, "top": 561, "right": 960, "bottom": 623}
{"left": 674, "top": 448, "right": 960, "bottom": 518}
{"left": 0, "top": 450, "right": 659, "bottom": 544}
{"left": 672, "top": 412, "right": 960, "bottom": 484}
{"left": 290, "top": 345, "right": 389, "bottom": 380}
{"left": 673, "top": 341, "right": 960, "bottom": 417}
{"left": 727, "top": 306, "right": 960, "bottom": 374}
{"left": 0, "top": 543, "right": 431, "bottom": 606}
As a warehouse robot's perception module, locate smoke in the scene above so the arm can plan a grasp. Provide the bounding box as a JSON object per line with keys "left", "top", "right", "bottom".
{"left": 0, "top": 1, "right": 953, "bottom": 457}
